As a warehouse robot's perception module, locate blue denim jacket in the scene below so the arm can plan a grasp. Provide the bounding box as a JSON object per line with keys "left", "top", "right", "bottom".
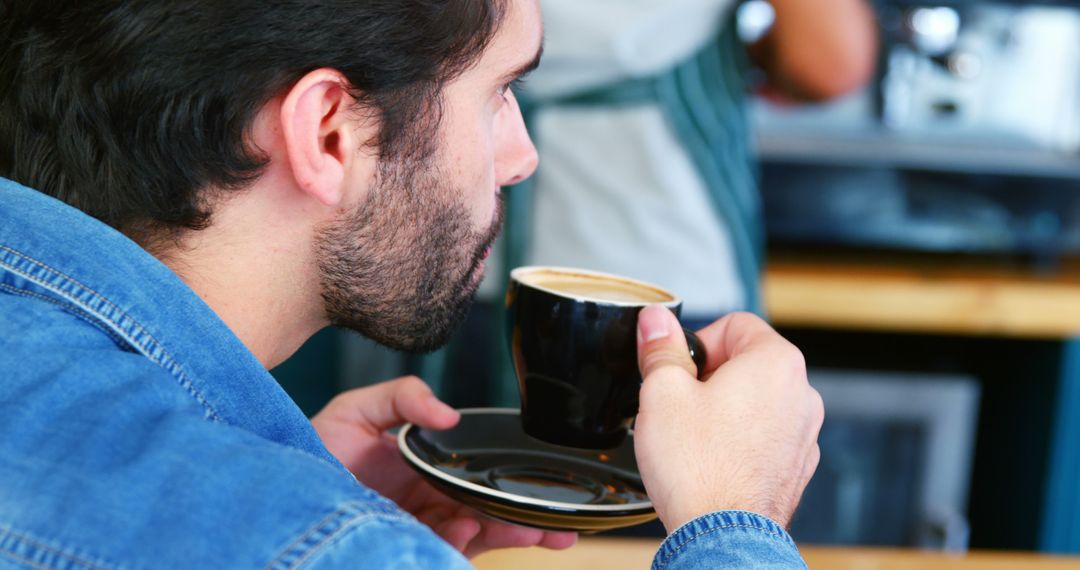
{"left": 0, "top": 177, "right": 806, "bottom": 569}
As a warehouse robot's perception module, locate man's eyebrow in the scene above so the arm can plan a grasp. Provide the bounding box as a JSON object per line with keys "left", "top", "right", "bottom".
{"left": 499, "top": 41, "right": 544, "bottom": 85}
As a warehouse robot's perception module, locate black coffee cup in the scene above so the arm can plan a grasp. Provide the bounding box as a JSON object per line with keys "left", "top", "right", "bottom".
{"left": 506, "top": 266, "right": 706, "bottom": 449}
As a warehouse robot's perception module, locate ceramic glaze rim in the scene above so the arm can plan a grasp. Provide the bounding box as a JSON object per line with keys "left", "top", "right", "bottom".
{"left": 397, "top": 407, "right": 654, "bottom": 513}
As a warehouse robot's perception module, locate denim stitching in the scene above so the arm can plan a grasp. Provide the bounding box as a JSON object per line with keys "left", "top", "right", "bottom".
{"left": 0, "top": 525, "right": 116, "bottom": 570}
{"left": 0, "top": 283, "right": 132, "bottom": 350}
{"left": 656, "top": 522, "right": 795, "bottom": 568}
{"left": 0, "top": 282, "right": 124, "bottom": 346}
{"left": 0, "top": 245, "right": 221, "bottom": 422}
{"left": 264, "top": 506, "right": 352, "bottom": 570}
{"left": 0, "top": 550, "right": 53, "bottom": 570}
{"left": 0, "top": 245, "right": 172, "bottom": 359}
{"left": 61, "top": 310, "right": 137, "bottom": 353}
{"left": 283, "top": 513, "right": 411, "bottom": 570}
{"left": 264, "top": 504, "right": 408, "bottom": 570}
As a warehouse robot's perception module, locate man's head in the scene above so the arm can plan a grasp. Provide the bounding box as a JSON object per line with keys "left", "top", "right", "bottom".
{"left": 0, "top": 0, "right": 542, "bottom": 355}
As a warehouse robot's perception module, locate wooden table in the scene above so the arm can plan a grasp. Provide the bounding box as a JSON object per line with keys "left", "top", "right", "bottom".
{"left": 474, "top": 538, "right": 1080, "bottom": 569}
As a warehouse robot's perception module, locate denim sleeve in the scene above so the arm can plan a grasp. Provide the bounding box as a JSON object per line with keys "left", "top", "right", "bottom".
{"left": 652, "top": 511, "right": 808, "bottom": 570}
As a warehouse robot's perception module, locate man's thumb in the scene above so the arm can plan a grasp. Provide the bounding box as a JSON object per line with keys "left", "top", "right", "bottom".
{"left": 637, "top": 305, "right": 696, "bottom": 379}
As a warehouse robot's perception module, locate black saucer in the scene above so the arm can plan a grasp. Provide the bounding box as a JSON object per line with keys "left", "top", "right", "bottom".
{"left": 397, "top": 408, "right": 656, "bottom": 532}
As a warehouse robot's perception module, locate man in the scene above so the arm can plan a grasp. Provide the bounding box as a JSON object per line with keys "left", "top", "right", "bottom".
{"left": 0, "top": 1, "right": 822, "bottom": 568}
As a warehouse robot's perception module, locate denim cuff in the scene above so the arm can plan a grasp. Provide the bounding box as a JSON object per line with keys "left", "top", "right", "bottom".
{"left": 652, "top": 510, "right": 802, "bottom": 569}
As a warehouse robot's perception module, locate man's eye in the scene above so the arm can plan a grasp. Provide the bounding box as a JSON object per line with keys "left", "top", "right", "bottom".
{"left": 500, "top": 77, "right": 526, "bottom": 102}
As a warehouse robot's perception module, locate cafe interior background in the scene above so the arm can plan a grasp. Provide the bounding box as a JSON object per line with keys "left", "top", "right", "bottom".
{"left": 272, "top": 0, "right": 1080, "bottom": 557}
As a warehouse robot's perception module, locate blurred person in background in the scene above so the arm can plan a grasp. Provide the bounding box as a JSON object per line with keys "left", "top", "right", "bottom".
{"left": 518, "top": 0, "right": 879, "bottom": 324}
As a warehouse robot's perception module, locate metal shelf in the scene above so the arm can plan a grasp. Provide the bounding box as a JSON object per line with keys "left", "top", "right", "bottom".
{"left": 755, "top": 129, "right": 1080, "bottom": 180}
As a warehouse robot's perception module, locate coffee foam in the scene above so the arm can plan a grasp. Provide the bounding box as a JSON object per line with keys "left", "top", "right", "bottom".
{"left": 516, "top": 269, "right": 674, "bottom": 304}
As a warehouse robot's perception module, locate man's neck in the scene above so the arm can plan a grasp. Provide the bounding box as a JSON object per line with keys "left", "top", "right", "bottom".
{"left": 158, "top": 192, "right": 328, "bottom": 370}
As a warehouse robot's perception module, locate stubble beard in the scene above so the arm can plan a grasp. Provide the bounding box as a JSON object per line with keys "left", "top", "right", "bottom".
{"left": 314, "top": 153, "right": 503, "bottom": 353}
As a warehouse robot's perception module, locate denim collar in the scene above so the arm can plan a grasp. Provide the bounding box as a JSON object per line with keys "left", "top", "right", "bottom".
{"left": 0, "top": 177, "right": 343, "bottom": 469}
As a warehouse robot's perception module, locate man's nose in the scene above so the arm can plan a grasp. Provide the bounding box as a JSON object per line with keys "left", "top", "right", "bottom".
{"left": 495, "top": 90, "right": 539, "bottom": 188}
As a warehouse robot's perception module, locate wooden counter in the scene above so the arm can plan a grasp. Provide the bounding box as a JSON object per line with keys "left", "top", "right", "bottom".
{"left": 763, "top": 258, "right": 1080, "bottom": 339}
{"left": 474, "top": 538, "right": 1080, "bottom": 569}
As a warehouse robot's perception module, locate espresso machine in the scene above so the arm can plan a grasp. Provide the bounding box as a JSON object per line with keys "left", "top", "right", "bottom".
{"left": 751, "top": 0, "right": 1080, "bottom": 261}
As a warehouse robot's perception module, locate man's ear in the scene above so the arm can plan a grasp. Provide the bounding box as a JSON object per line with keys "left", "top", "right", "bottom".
{"left": 279, "top": 68, "right": 368, "bottom": 207}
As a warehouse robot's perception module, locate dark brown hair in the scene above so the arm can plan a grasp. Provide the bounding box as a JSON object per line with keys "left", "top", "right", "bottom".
{"left": 0, "top": 0, "right": 504, "bottom": 245}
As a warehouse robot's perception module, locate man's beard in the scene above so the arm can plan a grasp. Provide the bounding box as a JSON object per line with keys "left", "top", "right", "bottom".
{"left": 314, "top": 155, "right": 503, "bottom": 353}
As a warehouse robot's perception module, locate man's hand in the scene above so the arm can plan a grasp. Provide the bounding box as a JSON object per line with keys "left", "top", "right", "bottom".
{"left": 634, "top": 306, "right": 823, "bottom": 532}
{"left": 311, "top": 377, "right": 577, "bottom": 558}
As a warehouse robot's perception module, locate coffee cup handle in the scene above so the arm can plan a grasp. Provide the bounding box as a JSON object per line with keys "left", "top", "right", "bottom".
{"left": 682, "top": 329, "right": 708, "bottom": 381}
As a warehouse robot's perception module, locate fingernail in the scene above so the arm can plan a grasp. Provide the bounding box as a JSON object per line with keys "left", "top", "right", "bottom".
{"left": 638, "top": 305, "right": 671, "bottom": 344}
